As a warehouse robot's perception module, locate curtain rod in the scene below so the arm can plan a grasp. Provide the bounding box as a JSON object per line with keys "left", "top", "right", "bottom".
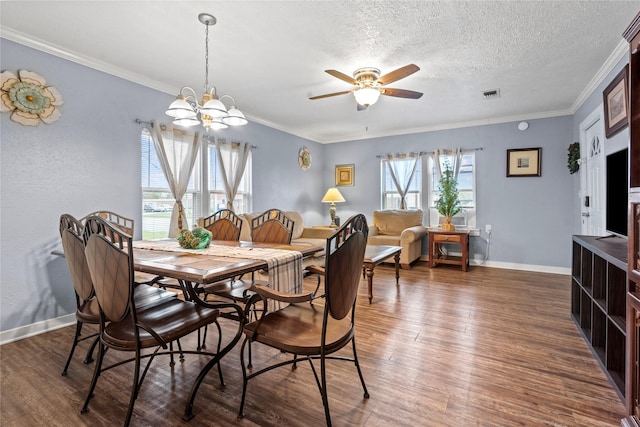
{"left": 376, "top": 147, "right": 483, "bottom": 159}
{"left": 135, "top": 119, "right": 257, "bottom": 149}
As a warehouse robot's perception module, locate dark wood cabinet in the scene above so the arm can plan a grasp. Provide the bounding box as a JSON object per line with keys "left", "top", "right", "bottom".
{"left": 624, "top": 12, "right": 640, "bottom": 427}
{"left": 571, "top": 235, "right": 628, "bottom": 399}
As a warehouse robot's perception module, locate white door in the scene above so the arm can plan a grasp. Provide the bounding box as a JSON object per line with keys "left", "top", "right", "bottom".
{"left": 579, "top": 106, "right": 606, "bottom": 236}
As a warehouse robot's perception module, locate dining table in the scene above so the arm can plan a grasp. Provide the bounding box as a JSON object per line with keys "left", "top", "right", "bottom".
{"left": 129, "top": 239, "right": 324, "bottom": 421}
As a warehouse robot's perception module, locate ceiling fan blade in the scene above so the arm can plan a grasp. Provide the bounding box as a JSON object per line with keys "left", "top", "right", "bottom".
{"left": 309, "top": 90, "right": 352, "bottom": 100}
{"left": 325, "top": 69, "right": 357, "bottom": 84}
{"left": 377, "top": 64, "right": 420, "bottom": 86}
{"left": 380, "top": 88, "right": 423, "bottom": 99}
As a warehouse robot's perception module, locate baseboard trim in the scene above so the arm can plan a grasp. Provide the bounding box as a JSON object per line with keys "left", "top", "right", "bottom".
{"left": 0, "top": 313, "right": 76, "bottom": 346}
{"left": 417, "top": 255, "right": 570, "bottom": 275}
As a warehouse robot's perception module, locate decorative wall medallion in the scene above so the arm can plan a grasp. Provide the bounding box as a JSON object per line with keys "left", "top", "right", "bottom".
{"left": 1, "top": 70, "right": 63, "bottom": 126}
{"left": 299, "top": 147, "right": 312, "bottom": 170}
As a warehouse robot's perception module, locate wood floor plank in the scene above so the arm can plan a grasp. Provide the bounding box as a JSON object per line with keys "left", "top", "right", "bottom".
{"left": 0, "top": 262, "right": 626, "bottom": 426}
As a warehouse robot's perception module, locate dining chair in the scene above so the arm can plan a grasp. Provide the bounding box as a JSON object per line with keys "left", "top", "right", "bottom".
{"left": 81, "top": 210, "right": 160, "bottom": 286}
{"left": 250, "top": 208, "right": 295, "bottom": 244}
{"left": 202, "top": 208, "right": 243, "bottom": 241}
{"left": 59, "top": 214, "right": 179, "bottom": 376}
{"left": 238, "top": 214, "right": 370, "bottom": 426}
{"left": 59, "top": 214, "right": 101, "bottom": 376}
{"left": 203, "top": 209, "right": 295, "bottom": 307}
{"left": 80, "top": 215, "right": 223, "bottom": 426}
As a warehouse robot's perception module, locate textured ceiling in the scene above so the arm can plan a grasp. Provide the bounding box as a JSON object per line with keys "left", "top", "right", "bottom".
{"left": 1, "top": 1, "right": 639, "bottom": 143}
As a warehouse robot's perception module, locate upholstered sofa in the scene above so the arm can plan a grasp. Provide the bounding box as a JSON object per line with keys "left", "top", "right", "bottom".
{"left": 238, "top": 210, "right": 333, "bottom": 267}
{"left": 367, "top": 209, "right": 426, "bottom": 268}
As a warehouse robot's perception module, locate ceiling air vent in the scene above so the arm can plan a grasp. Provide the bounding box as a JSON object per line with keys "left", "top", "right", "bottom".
{"left": 482, "top": 89, "right": 500, "bottom": 99}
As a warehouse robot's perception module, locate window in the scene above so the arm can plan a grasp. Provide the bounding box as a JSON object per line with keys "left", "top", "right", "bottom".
{"left": 381, "top": 157, "right": 422, "bottom": 209}
{"left": 140, "top": 128, "right": 201, "bottom": 239}
{"left": 428, "top": 152, "right": 476, "bottom": 227}
{"left": 208, "top": 142, "right": 252, "bottom": 214}
{"left": 141, "top": 129, "right": 251, "bottom": 239}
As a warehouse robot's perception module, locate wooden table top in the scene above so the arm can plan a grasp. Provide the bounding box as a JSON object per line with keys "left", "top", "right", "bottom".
{"left": 133, "top": 240, "right": 322, "bottom": 285}
{"left": 364, "top": 245, "right": 402, "bottom": 263}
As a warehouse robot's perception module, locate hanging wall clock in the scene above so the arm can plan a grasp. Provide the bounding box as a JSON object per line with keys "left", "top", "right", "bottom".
{"left": 299, "top": 147, "right": 312, "bottom": 170}
{"left": 1, "top": 69, "right": 63, "bottom": 126}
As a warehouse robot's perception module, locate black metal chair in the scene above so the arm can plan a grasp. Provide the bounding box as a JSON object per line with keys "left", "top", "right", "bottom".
{"left": 238, "top": 214, "right": 370, "bottom": 426}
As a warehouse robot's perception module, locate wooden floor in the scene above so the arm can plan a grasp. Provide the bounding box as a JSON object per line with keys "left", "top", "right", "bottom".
{"left": 0, "top": 262, "right": 626, "bottom": 426}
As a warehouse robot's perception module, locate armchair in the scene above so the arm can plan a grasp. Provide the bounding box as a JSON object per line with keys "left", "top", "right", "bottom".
{"left": 367, "top": 209, "right": 426, "bottom": 269}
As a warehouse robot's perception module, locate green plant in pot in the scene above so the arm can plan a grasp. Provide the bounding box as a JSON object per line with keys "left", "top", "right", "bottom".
{"left": 435, "top": 165, "right": 461, "bottom": 231}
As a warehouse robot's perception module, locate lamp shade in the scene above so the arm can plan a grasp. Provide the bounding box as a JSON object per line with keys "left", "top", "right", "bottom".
{"left": 200, "top": 96, "right": 228, "bottom": 118}
{"left": 166, "top": 96, "right": 197, "bottom": 119}
{"left": 321, "top": 188, "right": 345, "bottom": 203}
{"left": 222, "top": 107, "right": 248, "bottom": 126}
{"left": 353, "top": 87, "right": 380, "bottom": 106}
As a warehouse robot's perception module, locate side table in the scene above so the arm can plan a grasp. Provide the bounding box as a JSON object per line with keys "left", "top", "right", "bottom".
{"left": 428, "top": 230, "right": 470, "bottom": 271}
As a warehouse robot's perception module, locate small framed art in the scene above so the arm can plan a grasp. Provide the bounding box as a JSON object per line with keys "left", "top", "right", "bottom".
{"left": 603, "top": 65, "right": 629, "bottom": 138}
{"left": 506, "top": 148, "right": 542, "bottom": 177}
{"left": 335, "top": 164, "right": 354, "bottom": 186}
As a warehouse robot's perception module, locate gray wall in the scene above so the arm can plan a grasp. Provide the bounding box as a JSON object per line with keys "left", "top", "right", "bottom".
{"left": 323, "top": 116, "right": 574, "bottom": 268}
{"left": 0, "top": 39, "right": 324, "bottom": 333}
{"left": 0, "top": 36, "right": 618, "bottom": 333}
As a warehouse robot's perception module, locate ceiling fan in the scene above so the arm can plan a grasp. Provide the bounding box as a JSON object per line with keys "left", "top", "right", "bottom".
{"left": 309, "top": 64, "right": 423, "bottom": 110}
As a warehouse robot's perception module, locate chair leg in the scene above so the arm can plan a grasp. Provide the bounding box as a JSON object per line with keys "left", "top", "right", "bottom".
{"left": 169, "top": 342, "right": 176, "bottom": 367}
{"left": 352, "top": 337, "right": 370, "bottom": 399}
{"left": 123, "top": 348, "right": 142, "bottom": 427}
{"left": 199, "top": 325, "right": 207, "bottom": 351}
{"left": 83, "top": 334, "right": 99, "bottom": 364}
{"left": 61, "top": 321, "right": 82, "bottom": 376}
{"left": 81, "top": 341, "right": 106, "bottom": 414}
{"left": 320, "top": 353, "right": 332, "bottom": 427}
{"left": 238, "top": 337, "right": 251, "bottom": 418}
{"left": 213, "top": 320, "right": 225, "bottom": 386}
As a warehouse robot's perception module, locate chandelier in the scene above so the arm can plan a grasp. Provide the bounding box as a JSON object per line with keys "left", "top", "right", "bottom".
{"left": 165, "top": 13, "right": 247, "bottom": 130}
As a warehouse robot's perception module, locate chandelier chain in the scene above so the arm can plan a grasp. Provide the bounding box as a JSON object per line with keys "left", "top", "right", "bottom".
{"left": 204, "top": 23, "right": 209, "bottom": 93}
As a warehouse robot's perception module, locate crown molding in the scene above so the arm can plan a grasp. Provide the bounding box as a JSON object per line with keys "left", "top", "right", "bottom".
{"left": 1, "top": 27, "right": 178, "bottom": 96}
{"left": 570, "top": 39, "right": 628, "bottom": 113}
{"left": 318, "top": 109, "right": 573, "bottom": 144}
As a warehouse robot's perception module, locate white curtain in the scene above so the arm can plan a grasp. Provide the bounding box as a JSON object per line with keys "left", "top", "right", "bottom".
{"left": 151, "top": 121, "right": 201, "bottom": 237}
{"left": 215, "top": 139, "right": 251, "bottom": 212}
{"left": 385, "top": 153, "right": 420, "bottom": 209}
{"left": 434, "top": 148, "right": 463, "bottom": 180}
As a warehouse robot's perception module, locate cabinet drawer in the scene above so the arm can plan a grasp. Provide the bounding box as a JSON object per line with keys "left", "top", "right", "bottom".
{"left": 432, "top": 233, "right": 462, "bottom": 243}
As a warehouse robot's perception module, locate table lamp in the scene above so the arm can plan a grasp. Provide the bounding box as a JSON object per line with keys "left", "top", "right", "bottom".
{"left": 321, "top": 187, "right": 345, "bottom": 227}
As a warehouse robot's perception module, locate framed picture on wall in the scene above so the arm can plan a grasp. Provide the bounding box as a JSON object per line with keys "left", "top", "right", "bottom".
{"left": 506, "top": 148, "right": 542, "bottom": 177}
{"left": 335, "top": 164, "right": 354, "bottom": 186}
{"left": 603, "top": 65, "right": 629, "bottom": 138}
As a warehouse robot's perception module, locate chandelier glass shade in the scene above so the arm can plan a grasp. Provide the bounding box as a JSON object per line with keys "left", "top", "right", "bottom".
{"left": 166, "top": 13, "right": 247, "bottom": 131}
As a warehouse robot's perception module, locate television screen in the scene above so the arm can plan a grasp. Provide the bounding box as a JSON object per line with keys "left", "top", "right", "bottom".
{"left": 605, "top": 148, "right": 628, "bottom": 237}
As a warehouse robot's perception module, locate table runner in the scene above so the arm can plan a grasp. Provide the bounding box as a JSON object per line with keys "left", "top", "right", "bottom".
{"left": 132, "top": 240, "right": 304, "bottom": 298}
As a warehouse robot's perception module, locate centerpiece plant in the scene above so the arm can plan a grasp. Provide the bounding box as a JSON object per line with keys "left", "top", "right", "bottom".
{"left": 435, "top": 164, "right": 461, "bottom": 231}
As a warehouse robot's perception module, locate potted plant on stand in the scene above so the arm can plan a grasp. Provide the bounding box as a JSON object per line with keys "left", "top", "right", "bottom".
{"left": 435, "top": 165, "right": 461, "bottom": 231}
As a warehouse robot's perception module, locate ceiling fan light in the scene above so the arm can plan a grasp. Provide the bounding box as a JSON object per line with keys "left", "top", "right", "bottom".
{"left": 354, "top": 87, "right": 380, "bottom": 106}
{"left": 222, "top": 107, "right": 248, "bottom": 126}
{"left": 166, "top": 96, "right": 197, "bottom": 119}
